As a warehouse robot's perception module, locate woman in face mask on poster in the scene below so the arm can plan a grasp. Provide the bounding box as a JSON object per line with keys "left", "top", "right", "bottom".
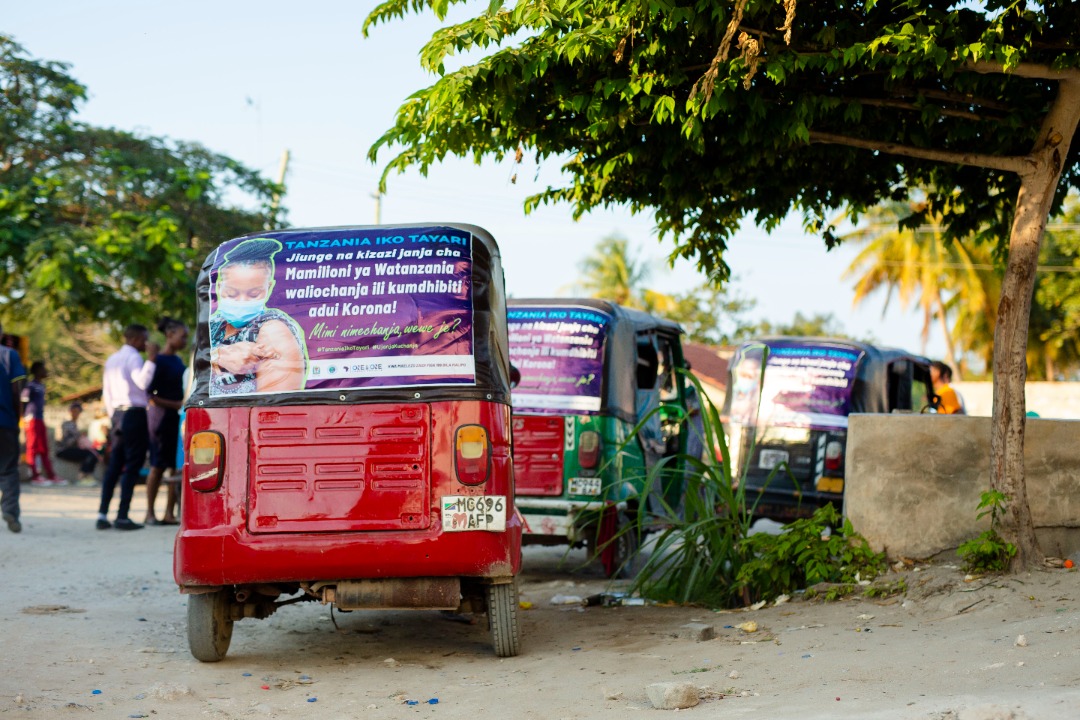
{"left": 209, "top": 238, "right": 308, "bottom": 396}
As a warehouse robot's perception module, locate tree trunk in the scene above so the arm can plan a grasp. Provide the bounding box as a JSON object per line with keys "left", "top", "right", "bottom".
{"left": 993, "top": 79, "right": 1080, "bottom": 571}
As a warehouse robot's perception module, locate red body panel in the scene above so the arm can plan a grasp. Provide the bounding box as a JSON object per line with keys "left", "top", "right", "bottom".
{"left": 248, "top": 404, "right": 431, "bottom": 533}
{"left": 511, "top": 415, "right": 565, "bottom": 496}
{"left": 174, "top": 401, "right": 521, "bottom": 587}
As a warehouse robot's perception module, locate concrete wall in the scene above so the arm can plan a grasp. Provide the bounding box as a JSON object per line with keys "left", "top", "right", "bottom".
{"left": 952, "top": 381, "right": 1080, "bottom": 420}
{"left": 845, "top": 414, "right": 1080, "bottom": 560}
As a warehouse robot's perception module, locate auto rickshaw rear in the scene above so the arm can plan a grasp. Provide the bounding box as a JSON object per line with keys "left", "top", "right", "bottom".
{"left": 724, "top": 337, "right": 934, "bottom": 519}
{"left": 174, "top": 223, "right": 521, "bottom": 660}
{"left": 507, "top": 299, "right": 689, "bottom": 577}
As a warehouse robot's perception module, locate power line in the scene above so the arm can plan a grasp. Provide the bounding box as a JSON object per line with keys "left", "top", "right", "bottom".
{"left": 871, "top": 260, "right": 1080, "bottom": 273}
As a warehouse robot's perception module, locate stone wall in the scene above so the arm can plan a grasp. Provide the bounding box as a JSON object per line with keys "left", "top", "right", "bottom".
{"left": 845, "top": 413, "right": 1080, "bottom": 560}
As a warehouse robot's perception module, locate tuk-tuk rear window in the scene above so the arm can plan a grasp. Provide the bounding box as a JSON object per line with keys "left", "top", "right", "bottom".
{"left": 205, "top": 227, "right": 475, "bottom": 397}
{"left": 729, "top": 341, "right": 865, "bottom": 429}
{"left": 508, "top": 305, "right": 609, "bottom": 414}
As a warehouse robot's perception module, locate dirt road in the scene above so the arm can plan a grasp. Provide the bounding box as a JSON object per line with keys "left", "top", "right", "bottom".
{"left": 2, "top": 487, "right": 1079, "bottom": 719}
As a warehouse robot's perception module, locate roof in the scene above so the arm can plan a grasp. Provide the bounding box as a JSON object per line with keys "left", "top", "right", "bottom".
{"left": 682, "top": 342, "right": 732, "bottom": 389}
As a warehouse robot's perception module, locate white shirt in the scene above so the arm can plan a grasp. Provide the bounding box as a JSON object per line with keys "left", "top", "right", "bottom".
{"left": 103, "top": 344, "right": 156, "bottom": 416}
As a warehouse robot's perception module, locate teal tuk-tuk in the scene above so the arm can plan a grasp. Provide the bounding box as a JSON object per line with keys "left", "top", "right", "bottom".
{"left": 723, "top": 337, "right": 935, "bottom": 520}
{"left": 507, "top": 299, "right": 689, "bottom": 576}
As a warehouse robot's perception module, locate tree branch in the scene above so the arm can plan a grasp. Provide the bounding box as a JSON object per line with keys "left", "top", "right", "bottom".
{"left": 963, "top": 60, "right": 1080, "bottom": 81}
{"left": 894, "top": 87, "right": 1013, "bottom": 113}
{"left": 808, "top": 130, "right": 1031, "bottom": 174}
{"left": 856, "top": 97, "right": 988, "bottom": 122}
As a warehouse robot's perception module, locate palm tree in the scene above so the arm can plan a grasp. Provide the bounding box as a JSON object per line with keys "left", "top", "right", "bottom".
{"left": 841, "top": 201, "right": 994, "bottom": 378}
{"left": 576, "top": 235, "right": 659, "bottom": 310}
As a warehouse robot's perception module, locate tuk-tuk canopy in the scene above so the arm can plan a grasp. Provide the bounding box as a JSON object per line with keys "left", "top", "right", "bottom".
{"left": 187, "top": 223, "right": 511, "bottom": 408}
{"left": 507, "top": 298, "right": 683, "bottom": 423}
{"left": 724, "top": 337, "right": 932, "bottom": 427}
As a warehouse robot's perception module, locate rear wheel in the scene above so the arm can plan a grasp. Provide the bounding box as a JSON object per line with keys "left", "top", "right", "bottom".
{"left": 188, "top": 589, "right": 234, "bottom": 662}
{"left": 487, "top": 581, "right": 520, "bottom": 657}
{"left": 601, "top": 512, "right": 640, "bottom": 579}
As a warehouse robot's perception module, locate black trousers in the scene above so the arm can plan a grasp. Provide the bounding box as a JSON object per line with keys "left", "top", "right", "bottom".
{"left": 98, "top": 408, "right": 148, "bottom": 520}
{"left": 57, "top": 446, "right": 98, "bottom": 474}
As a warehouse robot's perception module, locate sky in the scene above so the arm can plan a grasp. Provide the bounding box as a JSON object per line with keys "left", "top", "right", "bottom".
{"left": 5, "top": 1, "right": 946, "bottom": 358}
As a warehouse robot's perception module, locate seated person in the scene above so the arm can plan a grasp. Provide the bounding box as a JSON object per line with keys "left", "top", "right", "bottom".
{"left": 55, "top": 402, "right": 100, "bottom": 486}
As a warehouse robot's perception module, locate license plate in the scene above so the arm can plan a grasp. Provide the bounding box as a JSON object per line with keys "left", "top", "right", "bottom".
{"left": 758, "top": 449, "right": 789, "bottom": 470}
{"left": 442, "top": 495, "right": 507, "bottom": 532}
{"left": 568, "top": 477, "right": 602, "bottom": 496}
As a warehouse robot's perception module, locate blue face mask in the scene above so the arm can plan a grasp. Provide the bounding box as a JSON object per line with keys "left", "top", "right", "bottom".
{"left": 217, "top": 297, "right": 266, "bottom": 328}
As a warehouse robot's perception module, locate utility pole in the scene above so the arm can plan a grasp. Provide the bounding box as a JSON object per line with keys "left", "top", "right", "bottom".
{"left": 267, "top": 149, "right": 290, "bottom": 228}
{"left": 371, "top": 190, "right": 382, "bottom": 225}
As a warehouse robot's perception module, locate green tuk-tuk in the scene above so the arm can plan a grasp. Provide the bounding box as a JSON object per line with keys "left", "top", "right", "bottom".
{"left": 507, "top": 299, "right": 689, "bottom": 577}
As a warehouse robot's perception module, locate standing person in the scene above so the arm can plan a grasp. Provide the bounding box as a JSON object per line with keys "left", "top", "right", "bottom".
{"left": 144, "top": 318, "right": 188, "bottom": 526}
{"left": 97, "top": 324, "right": 158, "bottom": 531}
{"left": 0, "top": 321, "right": 27, "bottom": 533}
{"left": 22, "top": 361, "right": 66, "bottom": 487}
{"left": 930, "top": 361, "right": 967, "bottom": 415}
{"left": 55, "top": 402, "right": 100, "bottom": 486}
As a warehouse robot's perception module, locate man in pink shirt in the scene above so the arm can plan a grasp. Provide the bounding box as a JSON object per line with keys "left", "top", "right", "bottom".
{"left": 97, "top": 325, "right": 158, "bottom": 531}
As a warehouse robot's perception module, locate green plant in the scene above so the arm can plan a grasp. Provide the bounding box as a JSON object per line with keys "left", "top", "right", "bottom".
{"left": 863, "top": 578, "right": 908, "bottom": 599}
{"left": 614, "top": 368, "right": 763, "bottom": 608}
{"left": 735, "top": 504, "right": 886, "bottom": 604}
{"left": 824, "top": 584, "right": 856, "bottom": 602}
{"left": 957, "top": 490, "right": 1018, "bottom": 573}
{"left": 596, "top": 356, "right": 870, "bottom": 608}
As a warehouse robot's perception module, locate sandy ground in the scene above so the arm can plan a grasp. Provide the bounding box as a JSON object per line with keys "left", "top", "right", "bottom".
{"left": 2, "top": 486, "right": 1080, "bottom": 720}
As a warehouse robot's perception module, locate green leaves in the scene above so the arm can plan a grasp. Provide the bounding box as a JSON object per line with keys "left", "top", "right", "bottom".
{"left": 365, "top": 1, "right": 1080, "bottom": 281}
{"left": 0, "top": 39, "right": 280, "bottom": 330}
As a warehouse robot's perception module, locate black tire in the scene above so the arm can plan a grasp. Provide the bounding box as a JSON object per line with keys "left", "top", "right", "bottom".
{"left": 602, "top": 513, "right": 640, "bottom": 579}
{"left": 487, "top": 581, "right": 521, "bottom": 657}
{"left": 188, "top": 589, "right": 234, "bottom": 662}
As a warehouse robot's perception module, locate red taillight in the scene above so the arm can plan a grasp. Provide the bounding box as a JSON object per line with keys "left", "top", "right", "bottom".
{"left": 454, "top": 425, "right": 491, "bottom": 485}
{"left": 187, "top": 431, "right": 224, "bottom": 493}
{"left": 578, "top": 430, "right": 601, "bottom": 469}
{"left": 824, "top": 440, "right": 843, "bottom": 471}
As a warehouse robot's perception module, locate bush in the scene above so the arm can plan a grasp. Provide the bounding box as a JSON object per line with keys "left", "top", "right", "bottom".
{"left": 957, "top": 490, "right": 1017, "bottom": 573}
{"left": 735, "top": 504, "right": 886, "bottom": 603}
{"left": 603, "top": 365, "right": 885, "bottom": 608}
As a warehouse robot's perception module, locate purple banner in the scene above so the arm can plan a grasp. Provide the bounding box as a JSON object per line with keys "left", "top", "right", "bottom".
{"left": 729, "top": 342, "right": 864, "bottom": 429}
{"left": 508, "top": 305, "right": 609, "bottom": 414}
{"left": 207, "top": 227, "right": 474, "bottom": 397}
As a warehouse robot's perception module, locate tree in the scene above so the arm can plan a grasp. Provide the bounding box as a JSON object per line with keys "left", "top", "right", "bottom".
{"left": 741, "top": 311, "right": 858, "bottom": 342}
{"left": 366, "top": 1, "right": 1080, "bottom": 569}
{"left": 0, "top": 36, "right": 282, "bottom": 329}
{"left": 842, "top": 200, "right": 988, "bottom": 376}
{"left": 575, "top": 234, "right": 655, "bottom": 308}
{"left": 664, "top": 281, "right": 756, "bottom": 345}
{"left": 845, "top": 196, "right": 1080, "bottom": 380}
{"left": 1032, "top": 203, "right": 1080, "bottom": 379}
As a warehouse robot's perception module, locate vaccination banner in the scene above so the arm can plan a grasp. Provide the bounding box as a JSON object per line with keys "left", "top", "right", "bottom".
{"left": 729, "top": 342, "right": 864, "bottom": 430}
{"left": 508, "top": 305, "right": 609, "bottom": 414}
{"left": 207, "top": 227, "right": 474, "bottom": 397}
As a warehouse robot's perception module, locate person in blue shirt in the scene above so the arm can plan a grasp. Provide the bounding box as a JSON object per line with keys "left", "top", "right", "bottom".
{"left": 0, "top": 322, "right": 28, "bottom": 533}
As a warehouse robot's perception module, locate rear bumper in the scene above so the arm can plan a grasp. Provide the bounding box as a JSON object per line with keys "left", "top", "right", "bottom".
{"left": 174, "top": 515, "right": 522, "bottom": 587}
{"left": 517, "top": 498, "right": 624, "bottom": 543}
{"left": 744, "top": 483, "right": 842, "bottom": 520}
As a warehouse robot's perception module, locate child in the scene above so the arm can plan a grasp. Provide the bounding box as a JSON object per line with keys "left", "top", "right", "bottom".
{"left": 22, "top": 361, "right": 66, "bottom": 486}
{"left": 56, "top": 402, "right": 100, "bottom": 486}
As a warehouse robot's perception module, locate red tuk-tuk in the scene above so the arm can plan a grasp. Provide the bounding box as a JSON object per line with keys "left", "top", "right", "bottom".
{"left": 174, "top": 223, "right": 521, "bottom": 660}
